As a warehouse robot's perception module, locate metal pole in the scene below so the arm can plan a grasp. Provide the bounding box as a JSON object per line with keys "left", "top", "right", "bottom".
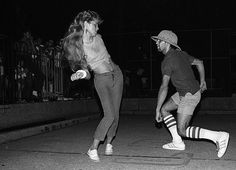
{"left": 149, "top": 33, "right": 153, "bottom": 90}
{"left": 210, "top": 30, "right": 213, "bottom": 89}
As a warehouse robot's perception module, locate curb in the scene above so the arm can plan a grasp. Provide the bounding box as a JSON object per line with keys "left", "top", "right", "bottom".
{"left": 0, "top": 114, "right": 100, "bottom": 144}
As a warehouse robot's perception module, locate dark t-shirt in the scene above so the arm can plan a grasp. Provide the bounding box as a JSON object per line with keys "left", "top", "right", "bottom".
{"left": 161, "top": 48, "right": 200, "bottom": 96}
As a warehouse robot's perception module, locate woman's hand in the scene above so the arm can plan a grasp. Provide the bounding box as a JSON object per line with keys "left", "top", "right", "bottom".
{"left": 71, "top": 70, "right": 87, "bottom": 81}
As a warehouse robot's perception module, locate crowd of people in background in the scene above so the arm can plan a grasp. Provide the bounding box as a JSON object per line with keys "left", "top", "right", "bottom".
{"left": 0, "top": 31, "right": 150, "bottom": 104}
{"left": 0, "top": 31, "right": 94, "bottom": 104}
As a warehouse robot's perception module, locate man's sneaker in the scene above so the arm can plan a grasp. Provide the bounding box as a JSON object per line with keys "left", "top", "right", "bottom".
{"left": 87, "top": 149, "right": 100, "bottom": 162}
{"left": 216, "top": 132, "right": 230, "bottom": 158}
{"left": 162, "top": 141, "right": 185, "bottom": 151}
{"left": 105, "top": 144, "right": 113, "bottom": 155}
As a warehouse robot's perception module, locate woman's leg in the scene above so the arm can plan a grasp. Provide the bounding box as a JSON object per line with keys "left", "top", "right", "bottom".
{"left": 106, "top": 68, "right": 123, "bottom": 143}
{"left": 89, "top": 139, "right": 100, "bottom": 150}
{"left": 87, "top": 74, "right": 114, "bottom": 161}
{"left": 93, "top": 74, "right": 116, "bottom": 143}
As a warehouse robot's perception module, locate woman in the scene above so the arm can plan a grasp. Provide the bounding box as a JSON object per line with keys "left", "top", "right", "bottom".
{"left": 63, "top": 10, "right": 123, "bottom": 162}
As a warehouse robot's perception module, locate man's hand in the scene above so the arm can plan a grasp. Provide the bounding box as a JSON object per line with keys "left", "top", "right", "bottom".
{"left": 200, "top": 80, "right": 207, "bottom": 93}
{"left": 155, "top": 109, "right": 163, "bottom": 123}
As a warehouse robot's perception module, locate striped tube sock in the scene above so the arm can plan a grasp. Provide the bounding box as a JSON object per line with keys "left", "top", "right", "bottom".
{"left": 186, "top": 126, "right": 219, "bottom": 143}
{"left": 164, "top": 115, "right": 182, "bottom": 142}
{"left": 186, "top": 126, "right": 201, "bottom": 139}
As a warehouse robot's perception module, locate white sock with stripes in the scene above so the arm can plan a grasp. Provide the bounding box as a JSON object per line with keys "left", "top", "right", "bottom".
{"left": 164, "top": 115, "right": 182, "bottom": 143}
{"left": 186, "top": 126, "right": 219, "bottom": 143}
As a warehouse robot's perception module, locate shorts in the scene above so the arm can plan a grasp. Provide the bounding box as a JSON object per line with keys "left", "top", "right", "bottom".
{"left": 171, "top": 91, "right": 201, "bottom": 115}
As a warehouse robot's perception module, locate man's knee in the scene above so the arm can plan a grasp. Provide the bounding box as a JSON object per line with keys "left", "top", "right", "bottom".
{"left": 161, "top": 107, "right": 169, "bottom": 117}
{"left": 177, "top": 126, "right": 187, "bottom": 137}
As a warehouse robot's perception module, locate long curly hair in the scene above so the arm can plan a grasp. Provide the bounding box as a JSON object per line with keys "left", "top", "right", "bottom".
{"left": 62, "top": 10, "right": 103, "bottom": 71}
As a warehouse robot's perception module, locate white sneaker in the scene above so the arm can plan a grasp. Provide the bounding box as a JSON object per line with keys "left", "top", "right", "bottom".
{"left": 216, "top": 132, "right": 230, "bottom": 158}
{"left": 105, "top": 144, "right": 113, "bottom": 155}
{"left": 87, "top": 149, "right": 100, "bottom": 162}
{"left": 162, "top": 141, "right": 185, "bottom": 151}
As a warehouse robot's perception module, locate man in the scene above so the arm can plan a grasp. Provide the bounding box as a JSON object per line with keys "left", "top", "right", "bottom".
{"left": 152, "top": 30, "right": 229, "bottom": 158}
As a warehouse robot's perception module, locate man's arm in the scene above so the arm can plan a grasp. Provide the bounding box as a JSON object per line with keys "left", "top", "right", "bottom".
{"left": 192, "top": 59, "right": 207, "bottom": 92}
{"left": 156, "top": 75, "right": 170, "bottom": 122}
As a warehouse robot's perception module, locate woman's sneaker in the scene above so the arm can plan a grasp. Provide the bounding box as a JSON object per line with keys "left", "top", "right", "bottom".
{"left": 87, "top": 149, "right": 100, "bottom": 162}
{"left": 162, "top": 141, "right": 185, "bottom": 151}
{"left": 105, "top": 144, "right": 113, "bottom": 155}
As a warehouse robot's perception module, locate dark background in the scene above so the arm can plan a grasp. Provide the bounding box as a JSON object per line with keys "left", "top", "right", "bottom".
{"left": 0, "top": 0, "right": 235, "bottom": 41}
{"left": 0, "top": 0, "right": 236, "bottom": 101}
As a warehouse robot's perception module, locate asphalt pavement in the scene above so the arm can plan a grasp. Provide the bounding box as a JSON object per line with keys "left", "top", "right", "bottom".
{"left": 0, "top": 114, "right": 235, "bottom": 170}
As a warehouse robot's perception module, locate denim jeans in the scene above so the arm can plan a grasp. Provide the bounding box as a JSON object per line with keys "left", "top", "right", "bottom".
{"left": 93, "top": 65, "right": 123, "bottom": 141}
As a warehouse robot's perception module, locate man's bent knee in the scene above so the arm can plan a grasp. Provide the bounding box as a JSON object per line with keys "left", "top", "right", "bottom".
{"left": 161, "top": 107, "right": 170, "bottom": 117}
{"left": 177, "top": 127, "right": 187, "bottom": 137}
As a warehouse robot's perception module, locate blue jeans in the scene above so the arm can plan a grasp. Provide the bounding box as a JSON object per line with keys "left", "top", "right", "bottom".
{"left": 93, "top": 65, "right": 123, "bottom": 141}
